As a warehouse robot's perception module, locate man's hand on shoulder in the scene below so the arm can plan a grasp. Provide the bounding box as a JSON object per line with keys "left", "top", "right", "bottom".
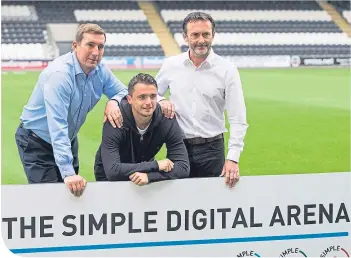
{"left": 103, "top": 99, "right": 123, "bottom": 128}
{"left": 64, "top": 175, "right": 87, "bottom": 197}
{"left": 159, "top": 99, "right": 175, "bottom": 119}
{"left": 129, "top": 172, "right": 149, "bottom": 186}
{"left": 157, "top": 159, "right": 174, "bottom": 172}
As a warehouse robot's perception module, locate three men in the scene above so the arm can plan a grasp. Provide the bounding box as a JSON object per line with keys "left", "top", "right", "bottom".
{"left": 94, "top": 73, "right": 190, "bottom": 185}
{"left": 156, "top": 12, "right": 248, "bottom": 187}
{"left": 16, "top": 12, "right": 248, "bottom": 190}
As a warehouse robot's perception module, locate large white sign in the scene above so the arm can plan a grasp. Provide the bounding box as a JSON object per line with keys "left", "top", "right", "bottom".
{"left": 1, "top": 173, "right": 350, "bottom": 257}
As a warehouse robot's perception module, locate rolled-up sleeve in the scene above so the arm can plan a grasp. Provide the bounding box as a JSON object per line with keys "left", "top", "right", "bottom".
{"left": 225, "top": 65, "right": 249, "bottom": 163}
{"left": 102, "top": 67, "right": 128, "bottom": 102}
{"left": 155, "top": 59, "right": 170, "bottom": 97}
{"left": 43, "top": 72, "right": 76, "bottom": 178}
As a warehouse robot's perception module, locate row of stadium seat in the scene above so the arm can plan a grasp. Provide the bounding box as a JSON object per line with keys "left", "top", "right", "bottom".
{"left": 156, "top": 1, "right": 322, "bottom": 10}
{"left": 342, "top": 10, "right": 351, "bottom": 23}
{"left": 2, "top": 43, "right": 51, "bottom": 60}
{"left": 3, "top": 43, "right": 349, "bottom": 60}
{"left": 74, "top": 10, "right": 147, "bottom": 21}
{"left": 161, "top": 10, "right": 332, "bottom": 22}
{"left": 167, "top": 21, "right": 342, "bottom": 33}
{"left": 1, "top": 0, "right": 350, "bottom": 59}
{"left": 2, "top": 5, "right": 38, "bottom": 21}
{"left": 186, "top": 44, "right": 350, "bottom": 57}
{"left": 174, "top": 33, "right": 351, "bottom": 46}
{"left": 105, "top": 33, "right": 161, "bottom": 46}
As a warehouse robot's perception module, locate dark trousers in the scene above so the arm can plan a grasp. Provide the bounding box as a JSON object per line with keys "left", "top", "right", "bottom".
{"left": 15, "top": 125, "right": 79, "bottom": 183}
{"left": 184, "top": 138, "right": 225, "bottom": 178}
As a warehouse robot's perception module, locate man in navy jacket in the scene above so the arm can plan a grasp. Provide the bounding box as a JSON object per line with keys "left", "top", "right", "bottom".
{"left": 94, "top": 73, "right": 190, "bottom": 185}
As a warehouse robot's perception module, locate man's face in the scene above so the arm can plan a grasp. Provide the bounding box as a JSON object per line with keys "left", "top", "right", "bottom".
{"left": 183, "top": 20, "right": 215, "bottom": 58}
{"left": 73, "top": 32, "right": 105, "bottom": 74}
{"left": 127, "top": 83, "right": 158, "bottom": 118}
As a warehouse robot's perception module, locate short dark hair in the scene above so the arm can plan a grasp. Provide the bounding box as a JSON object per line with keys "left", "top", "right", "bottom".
{"left": 75, "top": 23, "right": 106, "bottom": 43}
{"left": 128, "top": 73, "right": 158, "bottom": 95}
{"left": 182, "top": 12, "right": 215, "bottom": 35}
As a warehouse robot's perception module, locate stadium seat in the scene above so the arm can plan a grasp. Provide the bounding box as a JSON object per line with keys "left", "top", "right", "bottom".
{"left": 1, "top": 43, "right": 51, "bottom": 60}
{"left": 157, "top": 0, "right": 350, "bottom": 57}
{"left": 1, "top": 0, "right": 165, "bottom": 58}
{"left": 342, "top": 10, "right": 351, "bottom": 23}
{"left": 1, "top": 0, "right": 350, "bottom": 59}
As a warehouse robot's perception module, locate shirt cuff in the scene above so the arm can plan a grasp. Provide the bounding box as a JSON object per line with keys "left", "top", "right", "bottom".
{"left": 58, "top": 164, "right": 76, "bottom": 179}
{"left": 157, "top": 95, "right": 166, "bottom": 102}
{"left": 111, "top": 94, "right": 123, "bottom": 104}
{"left": 226, "top": 149, "right": 241, "bottom": 163}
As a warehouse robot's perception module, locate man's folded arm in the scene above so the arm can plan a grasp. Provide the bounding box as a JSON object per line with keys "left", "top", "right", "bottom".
{"left": 102, "top": 67, "right": 128, "bottom": 103}
{"left": 101, "top": 122, "right": 158, "bottom": 181}
{"left": 148, "top": 119, "right": 190, "bottom": 183}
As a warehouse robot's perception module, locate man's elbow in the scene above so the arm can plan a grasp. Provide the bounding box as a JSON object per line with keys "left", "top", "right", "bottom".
{"left": 173, "top": 163, "right": 190, "bottom": 179}
{"left": 105, "top": 170, "right": 118, "bottom": 181}
{"left": 184, "top": 164, "right": 190, "bottom": 178}
{"left": 105, "top": 164, "right": 124, "bottom": 181}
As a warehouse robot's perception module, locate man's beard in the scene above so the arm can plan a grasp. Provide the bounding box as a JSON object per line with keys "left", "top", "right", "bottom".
{"left": 192, "top": 43, "right": 211, "bottom": 57}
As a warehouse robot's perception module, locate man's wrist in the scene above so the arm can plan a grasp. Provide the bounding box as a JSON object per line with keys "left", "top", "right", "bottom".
{"left": 157, "top": 95, "right": 165, "bottom": 102}
{"left": 227, "top": 149, "right": 240, "bottom": 163}
{"left": 59, "top": 164, "right": 76, "bottom": 179}
{"left": 109, "top": 99, "right": 119, "bottom": 103}
{"left": 108, "top": 99, "right": 120, "bottom": 107}
{"left": 153, "top": 160, "right": 160, "bottom": 171}
{"left": 227, "top": 159, "right": 238, "bottom": 164}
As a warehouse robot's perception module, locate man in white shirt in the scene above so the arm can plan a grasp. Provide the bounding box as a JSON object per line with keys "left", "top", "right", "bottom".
{"left": 156, "top": 12, "right": 248, "bottom": 188}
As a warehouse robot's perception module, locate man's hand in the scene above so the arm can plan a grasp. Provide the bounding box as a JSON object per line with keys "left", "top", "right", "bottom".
{"left": 220, "top": 160, "right": 240, "bottom": 188}
{"left": 157, "top": 159, "right": 174, "bottom": 172}
{"left": 159, "top": 99, "right": 175, "bottom": 119}
{"left": 64, "top": 175, "right": 87, "bottom": 197}
{"left": 103, "top": 100, "right": 123, "bottom": 128}
{"left": 129, "top": 172, "right": 149, "bottom": 186}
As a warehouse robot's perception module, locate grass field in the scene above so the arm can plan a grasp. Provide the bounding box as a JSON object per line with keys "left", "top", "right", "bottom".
{"left": 1, "top": 68, "right": 350, "bottom": 184}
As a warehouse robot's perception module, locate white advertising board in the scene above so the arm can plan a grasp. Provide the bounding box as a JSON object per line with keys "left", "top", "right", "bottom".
{"left": 1, "top": 173, "right": 350, "bottom": 257}
{"left": 224, "top": 55, "right": 291, "bottom": 68}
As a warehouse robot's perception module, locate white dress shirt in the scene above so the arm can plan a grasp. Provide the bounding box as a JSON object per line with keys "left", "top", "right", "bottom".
{"left": 156, "top": 49, "right": 248, "bottom": 162}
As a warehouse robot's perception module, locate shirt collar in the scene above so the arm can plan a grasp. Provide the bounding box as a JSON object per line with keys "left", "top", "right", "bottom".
{"left": 183, "top": 48, "right": 215, "bottom": 68}
{"left": 71, "top": 51, "right": 99, "bottom": 76}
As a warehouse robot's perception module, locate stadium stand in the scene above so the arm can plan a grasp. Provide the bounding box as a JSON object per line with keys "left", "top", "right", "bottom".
{"left": 157, "top": 0, "right": 350, "bottom": 58}
{"left": 74, "top": 6, "right": 163, "bottom": 56}
{"left": 1, "top": 1, "right": 164, "bottom": 59}
{"left": 1, "top": 0, "right": 350, "bottom": 61}
{"left": 1, "top": 3, "right": 54, "bottom": 60}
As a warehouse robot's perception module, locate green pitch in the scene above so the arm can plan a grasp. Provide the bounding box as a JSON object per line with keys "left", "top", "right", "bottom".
{"left": 2, "top": 68, "right": 350, "bottom": 184}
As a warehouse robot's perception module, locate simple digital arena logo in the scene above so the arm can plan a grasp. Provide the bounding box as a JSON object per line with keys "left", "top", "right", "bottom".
{"left": 237, "top": 250, "right": 261, "bottom": 257}
{"left": 279, "top": 247, "right": 307, "bottom": 257}
{"left": 320, "top": 245, "right": 349, "bottom": 257}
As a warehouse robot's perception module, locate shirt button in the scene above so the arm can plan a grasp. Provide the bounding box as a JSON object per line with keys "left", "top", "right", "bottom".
{"left": 84, "top": 94, "right": 86, "bottom": 96}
